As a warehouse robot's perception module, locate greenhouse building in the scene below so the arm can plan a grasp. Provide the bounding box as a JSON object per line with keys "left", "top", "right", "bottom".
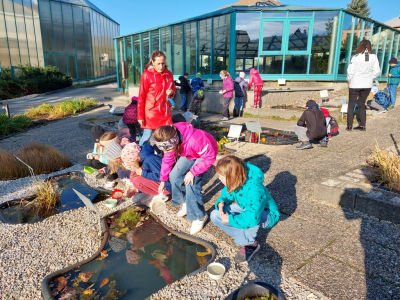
{"left": 0, "top": 0, "right": 119, "bottom": 82}
{"left": 115, "top": 0, "right": 400, "bottom": 94}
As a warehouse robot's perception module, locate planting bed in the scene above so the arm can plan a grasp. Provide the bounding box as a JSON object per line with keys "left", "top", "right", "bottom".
{"left": 43, "top": 208, "right": 215, "bottom": 300}
{"left": 0, "top": 172, "right": 110, "bottom": 224}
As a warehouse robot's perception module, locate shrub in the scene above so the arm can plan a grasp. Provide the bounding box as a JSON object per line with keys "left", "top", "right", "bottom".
{"left": 0, "top": 113, "right": 33, "bottom": 136}
{"left": 0, "top": 64, "right": 73, "bottom": 100}
{"left": 0, "top": 143, "right": 71, "bottom": 180}
{"left": 25, "top": 98, "right": 97, "bottom": 119}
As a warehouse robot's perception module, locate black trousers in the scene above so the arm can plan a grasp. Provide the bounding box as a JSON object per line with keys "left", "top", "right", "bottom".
{"left": 86, "top": 159, "right": 107, "bottom": 170}
{"left": 223, "top": 97, "right": 232, "bottom": 118}
{"left": 347, "top": 88, "right": 370, "bottom": 127}
{"left": 126, "top": 123, "right": 137, "bottom": 140}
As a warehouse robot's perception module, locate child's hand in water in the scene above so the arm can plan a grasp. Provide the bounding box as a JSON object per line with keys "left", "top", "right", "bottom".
{"left": 184, "top": 171, "right": 194, "bottom": 186}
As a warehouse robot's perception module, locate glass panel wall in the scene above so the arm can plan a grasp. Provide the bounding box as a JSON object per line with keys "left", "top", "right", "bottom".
{"left": 142, "top": 32, "right": 150, "bottom": 67}
{"left": 160, "top": 28, "right": 171, "bottom": 68}
{"left": 0, "top": 0, "right": 10, "bottom": 67}
{"left": 14, "top": 0, "right": 29, "bottom": 64}
{"left": 184, "top": 22, "right": 196, "bottom": 75}
{"left": 198, "top": 18, "right": 211, "bottom": 75}
{"left": 213, "top": 14, "right": 230, "bottom": 74}
{"left": 259, "top": 55, "right": 283, "bottom": 74}
{"left": 133, "top": 34, "right": 141, "bottom": 85}
{"left": 309, "top": 11, "right": 339, "bottom": 74}
{"left": 4, "top": 0, "right": 20, "bottom": 65}
{"left": 151, "top": 30, "right": 159, "bottom": 53}
{"left": 351, "top": 17, "right": 363, "bottom": 56}
{"left": 262, "top": 21, "right": 284, "bottom": 51}
{"left": 382, "top": 29, "right": 393, "bottom": 76}
{"left": 126, "top": 37, "right": 133, "bottom": 87}
{"left": 235, "top": 13, "right": 260, "bottom": 73}
{"left": 287, "top": 21, "right": 309, "bottom": 51}
{"left": 338, "top": 13, "right": 353, "bottom": 74}
{"left": 24, "top": 0, "right": 38, "bottom": 66}
{"left": 172, "top": 25, "right": 183, "bottom": 75}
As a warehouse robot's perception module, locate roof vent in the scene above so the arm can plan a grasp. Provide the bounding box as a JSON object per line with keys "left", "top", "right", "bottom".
{"left": 255, "top": 1, "right": 280, "bottom": 6}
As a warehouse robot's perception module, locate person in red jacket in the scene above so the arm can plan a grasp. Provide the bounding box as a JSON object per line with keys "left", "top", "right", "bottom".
{"left": 248, "top": 68, "right": 264, "bottom": 108}
{"left": 137, "top": 50, "right": 176, "bottom": 146}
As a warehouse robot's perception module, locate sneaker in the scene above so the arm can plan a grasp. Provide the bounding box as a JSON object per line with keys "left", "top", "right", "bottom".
{"left": 346, "top": 126, "right": 352, "bottom": 131}
{"left": 327, "top": 134, "right": 332, "bottom": 141}
{"left": 190, "top": 214, "right": 208, "bottom": 235}
{"left": 353, "top": 126, "right": 366, "bottom": 131}
{"left": 177, "top": 203, "right": 187, "bottom": 217}
{"left": 235, "top": 242, "right": 261, "bottom": 264}
{"left": 296, "top": 142, "right": 313, "bottom": 150}
{"left": 388, "top": 105, "right": 394, "bottom": 110}
{"left": 319, "top": 139, "right": 327, "bottom": 147}
{"left": 377, "top": 109, "right": 387, "bottom": 114}
{"left": 220, "top": 117, "right": 229, "bottom": 121}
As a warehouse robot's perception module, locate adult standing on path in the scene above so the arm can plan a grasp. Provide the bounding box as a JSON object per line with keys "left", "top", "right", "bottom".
{"left": 137, "top": 50, "right": 176, "bottom": 146}
{"left": 219, "top": 70, "right": 234, "bottom": 121}
{"left": 346, "top": 39, "right": 380, "bottom": 131}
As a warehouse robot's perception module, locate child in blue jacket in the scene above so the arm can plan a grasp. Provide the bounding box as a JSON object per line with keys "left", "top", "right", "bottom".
{"left": 86, "top": 125, "right": 108, "bottom": 169}
{"left": 370, "top": 86, "right": 391, "bottom": 113}
{"left": 388, "top": 58, "right": 400, "bottom": 108}
{"left": 210, "top": 155, "right": 279, "bottom": 264}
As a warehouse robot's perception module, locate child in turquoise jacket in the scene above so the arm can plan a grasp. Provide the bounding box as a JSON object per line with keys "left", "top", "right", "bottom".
{"left": 86, "top": 125, "right": 109, "bottom": 169}
{"left": 388, "top": 58, "right": 400, "bottom": 108}
{"left": 210, "top": 156, "right": 279, "bottom": 264}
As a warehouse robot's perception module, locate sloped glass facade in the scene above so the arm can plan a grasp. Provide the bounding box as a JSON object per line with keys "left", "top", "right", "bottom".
{"left": 0, "top": 0, "right": 119, "bottom": 81}
{"left": 115, "top": 6, "right": 400, "bottom": 91}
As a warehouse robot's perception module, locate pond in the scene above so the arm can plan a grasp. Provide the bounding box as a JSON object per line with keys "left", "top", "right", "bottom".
{"left": 47, "top": 210, "right": 213, "bottom": 300}
{"left": 0, "top": 172, "right": 109, "bottom": 224}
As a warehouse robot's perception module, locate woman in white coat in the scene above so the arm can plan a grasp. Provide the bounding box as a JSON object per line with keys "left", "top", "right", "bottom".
{"left": 346, "top": 39, "right": 381, "bottom": 131}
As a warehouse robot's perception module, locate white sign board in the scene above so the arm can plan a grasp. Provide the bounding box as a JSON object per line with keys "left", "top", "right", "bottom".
{"left": 340, "top": 104, "right": 348, "bottom": 113}
{"left": 227, "top": 125, "right": 243, "bottom": 139}
{"left": 109, "top": 105, "right": 117, "bottom": 114}
{"left": 278, "top": 78, "right": 286, "bottom": 85}
{"left": 207, "top": 78, "right": 213, "bottom": 84}
{"left": 245, "top": 122, "right": 262, "bottom": 133}
{"left": 320, "top": 89, "right": 329, "bottom": 98}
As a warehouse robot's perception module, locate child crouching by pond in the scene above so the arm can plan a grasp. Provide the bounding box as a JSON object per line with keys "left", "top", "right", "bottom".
{"left": 210, "top": 156, "right": 279, "bottom": 264}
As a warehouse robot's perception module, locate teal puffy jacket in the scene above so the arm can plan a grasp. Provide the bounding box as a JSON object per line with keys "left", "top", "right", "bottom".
{"left": 389, "top": 63, "right": 400, "bottom": 85}
{"left": 215, "top": 163, "right": 280, "bottom": 229}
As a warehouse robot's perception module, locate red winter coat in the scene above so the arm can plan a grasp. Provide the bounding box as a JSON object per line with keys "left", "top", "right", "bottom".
{"left": 248, "top": 68, "right": 263, "bottom": 89}
{"left": 138, "top": 66, "right": 176, "bottom": 129}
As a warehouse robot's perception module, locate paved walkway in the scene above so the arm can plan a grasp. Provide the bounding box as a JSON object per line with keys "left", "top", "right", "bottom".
{"left": 0, "top": 87, "right": 399, "bottom": 299}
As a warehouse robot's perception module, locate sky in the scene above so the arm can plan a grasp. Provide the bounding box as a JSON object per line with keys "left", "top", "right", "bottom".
{"left": 91, "top": 0, "right": 400, "bottom": 36}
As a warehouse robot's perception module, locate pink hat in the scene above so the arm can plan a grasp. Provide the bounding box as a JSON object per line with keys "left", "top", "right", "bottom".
{"left": 121, "top": 143, "right": 141, "bottom": 163}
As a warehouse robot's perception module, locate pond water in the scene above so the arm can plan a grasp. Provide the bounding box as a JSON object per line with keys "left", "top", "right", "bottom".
{"left": 49, "top": 216, "right": 212, "bottom": 300}
{"left": 0, "top": 173, "right": 109, "bottom": 224}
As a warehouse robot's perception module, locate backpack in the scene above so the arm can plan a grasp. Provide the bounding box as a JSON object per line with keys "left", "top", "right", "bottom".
{"left": 328, "top": 116, "right": 339, "bottom": 134}
{"left": 196, "top": 89, "right": 204, "bottom": 100}
{"left": 122, "top": 102, "right": 138, "bottom": 124}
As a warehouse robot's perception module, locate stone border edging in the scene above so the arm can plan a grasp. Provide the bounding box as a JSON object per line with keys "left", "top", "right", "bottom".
{"left": 0, "top": 104, "right": 105, "bottom": 141}
{"left": 314, "top": 168, "right": 400, "bottom": 224}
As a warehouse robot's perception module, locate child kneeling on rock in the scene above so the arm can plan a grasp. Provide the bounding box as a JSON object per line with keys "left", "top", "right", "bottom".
{"left": 210, "top": 156, "right": 279, "bottom": 264}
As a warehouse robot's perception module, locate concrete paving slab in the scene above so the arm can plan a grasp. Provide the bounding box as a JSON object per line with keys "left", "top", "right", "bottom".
{"left": 293, "top": 254, "right": 395, "bottom": 300}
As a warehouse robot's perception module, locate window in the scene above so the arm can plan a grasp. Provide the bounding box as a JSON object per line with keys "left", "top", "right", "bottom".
{"left": 235, "top": 13, "right": 260, "bottom": 73}
{"left": 160, "top": 28, "right": 171, "bottom": 68}
{"left": 198, "top": 18, "right": 211, "bottom": 75}
{"left": 309, "top": 11, "right": 339, "bottom": 74}
{"left": 184, "top": 22, "right": 196, "bottom": 75}
{"left": 142, "top": 32, "right": 150, "bottom": 68}
{"left": 126, "top": 36, "right": 133, "bottom": 87}
{"left": 213, "top": 14, "right": 230, "bottom": 74}
{"left": 172, "top": 25, "right": 183, "bottom": 75}
{"left": 151, "top": 30, "right": 159, "bottom": 53}
{"left": 259, "top": 55, "right": 283, "bottom": 74}
{"left": 133, "top": 35, "right": 141, "bottom": 85}
{"left": 262, "top": 21, "right": 284, "bottom": 51}
{"left": 287, "top": 21, "right": 310, "bottom": 51}
{"left": 338, "top": 13, "right": 353, "bottom": 74}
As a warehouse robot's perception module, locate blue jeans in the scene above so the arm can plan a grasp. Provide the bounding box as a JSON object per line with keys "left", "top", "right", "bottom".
{"left": 210, "top": 204, "right": 269, "bottom": 246}
{"left": 180, "top": 93, "right": 188, "bottom": 110}
{"left": 169, "top": 156, "right": 205, "bottom": 221}
{"left": 388, "top": 84, "right": 398, "bottom": 106}
{"left": 234, "top": 97, "right": 244, "bottom": 111}
{"left": 139, "top": 129, "right": 153, "bottom": 146}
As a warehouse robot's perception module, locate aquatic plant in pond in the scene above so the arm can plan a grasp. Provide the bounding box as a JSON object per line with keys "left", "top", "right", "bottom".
{"left": 34, "top": 180, "right": 60, "bottom": 213}
{"left": 49, "top": 212, "right": 212, "bottom": 300}
{"left": 0, "top": 172, "right": 109, "bottom": 224}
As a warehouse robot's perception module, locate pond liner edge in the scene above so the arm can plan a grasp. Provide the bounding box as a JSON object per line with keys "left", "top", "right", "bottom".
{"left": 0, "top": 171, "right": 112, "bottom": 224}
{"left": 40, "top": 206, "right": 217, "bottom": 300}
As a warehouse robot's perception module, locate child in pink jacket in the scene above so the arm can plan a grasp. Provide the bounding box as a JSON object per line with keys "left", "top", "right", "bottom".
{"left": 154, "top": 122, "right": 219, "bottom": 235}
{"left": 248, "top": 68, "right": 263, "bottom": 108}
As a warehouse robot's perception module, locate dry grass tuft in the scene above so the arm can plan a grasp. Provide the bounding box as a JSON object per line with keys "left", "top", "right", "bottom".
{"left": 0, "top": 143, "right": 71, "bottom": 180}
{"left": 34, "top": 180, "right": 60, "bottom": 212}
{"left": 368, "top": 142, "right": 400, "bottom": 191}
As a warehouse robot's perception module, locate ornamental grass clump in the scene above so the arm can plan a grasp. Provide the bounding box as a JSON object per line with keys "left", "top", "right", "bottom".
{"left": 368, "top": 142, "right": 400, "bottom": 192}
{"left": 0, "top": 113, "right": 33, "bottom": 136}
{"left": 25, "top": 98, "right": 97, "bottom": 119}
{"left": 0, "top": 143, "right": 71, "bottom": 180}
{"left": 117, "top": 208, "right": 141, "bottom": 227}
{"left": 34, "top": 180, "right": 60, "bottom": 212}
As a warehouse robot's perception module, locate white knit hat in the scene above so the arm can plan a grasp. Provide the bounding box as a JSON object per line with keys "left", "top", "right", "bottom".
{"left": 104, "top": 141, "right": 122, "bottom": 160}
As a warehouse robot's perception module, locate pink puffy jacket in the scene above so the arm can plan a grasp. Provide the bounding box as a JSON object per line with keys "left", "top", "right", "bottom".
{"left": 159, "top": 122, "right": 219, "bottom": 182}
{"left": 248, "top": 68, "right": 263, "bottom": 89}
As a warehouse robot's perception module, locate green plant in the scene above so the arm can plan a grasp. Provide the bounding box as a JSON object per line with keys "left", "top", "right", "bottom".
{"left": 0, "top": 143, "right": 71, "bottom": 180}
{"left": 242, "top": 112, "right": 298, "bottom": 121}
{"left": 25, "top": 98, "right": 97, "bottom": 119}
{"left": 34, "top": 180, "right": 60, "bottom": 212}
{"left": 117, "top": 208, "right": 141, "bottom": 227}
{"left": 0, "top": 113, "right": 33, "bottom": 136}
{"left": 85, "top": 117, "right": 98, "bottom": 123}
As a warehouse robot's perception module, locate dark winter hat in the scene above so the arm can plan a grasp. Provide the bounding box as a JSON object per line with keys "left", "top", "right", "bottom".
{"left": 104, "top": 141, "right": 122, "bottom": 161}
{"left": 90, "top": 125, "right": 105, "bottom": 143}
{"left": 306, "top": 100, "right": 317, "bottom": 108}
{"left": 389, "top": 58, "right": 398, "bottom": 64}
